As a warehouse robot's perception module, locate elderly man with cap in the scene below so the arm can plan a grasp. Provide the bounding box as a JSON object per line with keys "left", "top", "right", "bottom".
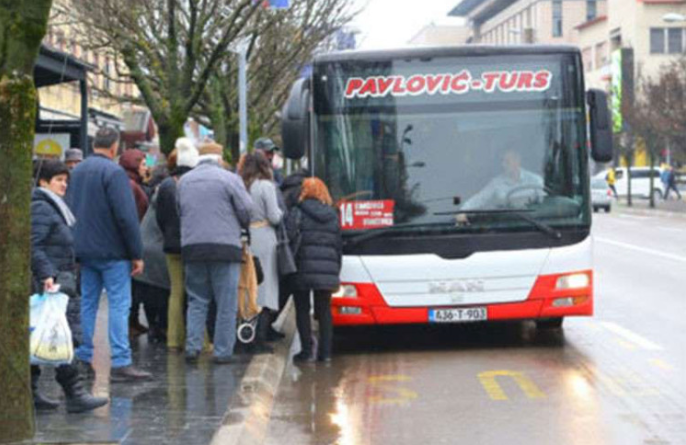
{"left": 254, "top": 137, "right": 284, "bottom": 185}
{"left": 65, "top": 148, "right": 83, "bottom": 170}
{"left": 177, "top": 142, "right": 254, "bottom": 364}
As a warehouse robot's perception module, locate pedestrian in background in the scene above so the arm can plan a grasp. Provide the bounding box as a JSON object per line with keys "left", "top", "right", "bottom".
{"left": 119, "top": 149, "right": 152, "bottom": 340}
{"left": 240, "top": 152, "right": 283, "bottom": 353}
{"left": 156, "top": 138, "right": 199, "bottom": 352}
{"left": 664, "top": 166, "right": 682, "bottom": 201}
{"left": 606, "top": 168, "right": 618, "bottom": 200}
{"left": 119, "top": 149, "right": 150, "bottom": 221}
{"left": 287, "top": 178, "right": 342, "bottom": 363}
{"left": 66, "top": 127, "right": 151, "bottom": 382}
{"left": 64, "top": 148, "right": 83, "bottom": 170}
{"left": 254, "top": 137, "right": 284, "bottom": 185}
{"left": 30, "top": 159, "right": 109, "bottom": 413}
{"left": 274, "top": 167, "right": 311, "bottom": 332}
{"left": 178, "top": 142, "right": 253, "bottom": 364}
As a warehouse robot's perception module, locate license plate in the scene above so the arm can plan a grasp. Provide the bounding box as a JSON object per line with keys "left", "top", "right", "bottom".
{"left": 429, "top": 307, "right": 488, "bottom": 323}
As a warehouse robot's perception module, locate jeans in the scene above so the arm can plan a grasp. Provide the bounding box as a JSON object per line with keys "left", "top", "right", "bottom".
{"left": 76, "top": 259, "right": 132, "bottom": 368}
{"left": 294, "top": 290, "right": 333, "bottom": 358}
{"left": 185, "top": 261, "right": 240, "bottom": 358}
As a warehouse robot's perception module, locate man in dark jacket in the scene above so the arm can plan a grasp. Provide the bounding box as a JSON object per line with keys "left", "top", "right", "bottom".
{"left": 66, "top": 127, "right": 151, "bottom": 382}
{"left": 178, "top": 142, "right": 254, "bottom": 364}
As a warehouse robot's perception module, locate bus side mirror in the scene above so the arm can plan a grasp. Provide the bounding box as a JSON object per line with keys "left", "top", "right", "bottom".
{"left": 587, "top": 89, "right": 613, "bottom": 163}
{"left": 281, "top": 78, "right": 310, "bottom": 160}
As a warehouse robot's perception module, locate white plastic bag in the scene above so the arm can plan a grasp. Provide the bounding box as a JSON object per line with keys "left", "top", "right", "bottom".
{"left": 29, "top": 292, "right": 74, "bottom": 366}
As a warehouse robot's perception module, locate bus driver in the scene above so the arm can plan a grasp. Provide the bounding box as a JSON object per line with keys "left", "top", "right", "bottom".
{"left": 460, "top": 149, "right": 544, "bottom": 211}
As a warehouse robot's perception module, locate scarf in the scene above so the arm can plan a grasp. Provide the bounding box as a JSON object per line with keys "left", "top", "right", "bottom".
{"left": 40, "top": 188, "right": 76, "bottom": 227}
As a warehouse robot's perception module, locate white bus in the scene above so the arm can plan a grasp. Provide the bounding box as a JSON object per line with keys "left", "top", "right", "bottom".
{"left": 281, "top": 45, "right": 612, "bottom": 329}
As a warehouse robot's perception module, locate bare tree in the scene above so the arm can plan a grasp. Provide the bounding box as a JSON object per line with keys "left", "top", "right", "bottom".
{"left": 65, "top": 0, "right": 264, "bottom": 153}
{"left": 0, "top": 1, "right": 53, "bottom": 442}
{"left": 197, "top": 0, "right": 355, "bottom": 163}
{"left": 624, "top": 59, "right": 686, "bottom": 207}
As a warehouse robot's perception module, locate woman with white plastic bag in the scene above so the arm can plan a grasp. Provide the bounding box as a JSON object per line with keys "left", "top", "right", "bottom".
{"left": 30, "top": 159, "right": 108, "bottom": 413}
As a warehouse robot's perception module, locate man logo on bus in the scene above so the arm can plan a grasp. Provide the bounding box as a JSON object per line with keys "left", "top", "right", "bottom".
{"left": 344, "top": 70, "right": 553, "bottom": 99}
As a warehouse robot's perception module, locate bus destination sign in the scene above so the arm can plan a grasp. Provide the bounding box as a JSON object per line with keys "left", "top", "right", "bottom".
{"left": 344, "top": 70, "right": 553, "bottom": 99}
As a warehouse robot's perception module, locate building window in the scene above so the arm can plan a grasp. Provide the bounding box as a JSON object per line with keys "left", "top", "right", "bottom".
{"left": 668, "top": 28, "right": 683, "bottom": 54}
{"left": 587, "top": 0, "right": 597, "bottom": 22}
{"left": 552, "top": 0, "right": 563, "bottom": 37}
{"left": 650, "top": 28, "right": 666, "bottom": 54}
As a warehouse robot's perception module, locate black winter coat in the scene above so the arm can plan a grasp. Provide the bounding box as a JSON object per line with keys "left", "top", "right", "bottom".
{"left": 30, "top": 189, "right": 76, "bottom": 285}
{"left": 156, "top": 167, "right": 191, "bottom": 254}
{"left": 281, "top": 170, "right": 308, "bottom": 210}
{"left": 289, "top": 199, "right": 342, "bottom": 291}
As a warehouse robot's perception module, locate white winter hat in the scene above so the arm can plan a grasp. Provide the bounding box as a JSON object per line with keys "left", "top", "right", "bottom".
{"left": 175, "top": 137, "right": 199, "bottom": 168}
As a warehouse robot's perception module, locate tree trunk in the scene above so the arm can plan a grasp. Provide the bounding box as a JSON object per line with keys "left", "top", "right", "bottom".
{"left": 157, "top": 114, "right": 186, "bottom": 155}
{"left": 0, "top": 75, "right": 36, "bottom": 444}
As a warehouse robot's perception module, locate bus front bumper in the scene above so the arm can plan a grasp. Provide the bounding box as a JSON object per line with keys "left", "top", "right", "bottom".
{"left": 331, "top": 272, "right": 593, "bottom": 326}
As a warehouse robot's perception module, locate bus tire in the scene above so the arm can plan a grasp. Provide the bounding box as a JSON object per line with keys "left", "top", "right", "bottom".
{"left": 536, "top": 318, "right": 564, "bottom": 329}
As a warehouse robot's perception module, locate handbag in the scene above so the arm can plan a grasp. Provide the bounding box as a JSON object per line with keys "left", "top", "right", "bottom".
{"left": 277, "top": 223, "right": 297, "bottom": 277}
{"left": 253, "top": 255, "right": 264, "bottom": 285}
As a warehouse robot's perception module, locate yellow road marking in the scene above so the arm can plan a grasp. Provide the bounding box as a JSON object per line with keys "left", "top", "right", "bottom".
{"left": 368, "top": 375, "right": 418, "bottom": 405}
{"left": 478, "top": 370, "right": 546, "bottom": 401}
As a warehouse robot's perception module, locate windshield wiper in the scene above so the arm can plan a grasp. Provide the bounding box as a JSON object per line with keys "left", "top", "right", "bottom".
{"left": 434, "top": 209, "right": 562, "bottom": 240}
{"left": 344, "top": 221, "right": 455, "bottom": 247}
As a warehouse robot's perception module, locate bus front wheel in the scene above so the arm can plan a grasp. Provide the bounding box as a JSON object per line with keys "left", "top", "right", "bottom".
{"left": 536, "top": 317, "right": 564, "bottom": 329}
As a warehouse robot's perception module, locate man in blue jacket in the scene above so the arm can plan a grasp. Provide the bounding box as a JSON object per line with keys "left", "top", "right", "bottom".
{"left": 67, "top": 127, "right": 151, "bottom": 382}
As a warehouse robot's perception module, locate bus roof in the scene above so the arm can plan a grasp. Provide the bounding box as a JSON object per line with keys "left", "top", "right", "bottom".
{"left": 313, "top": 45, "right": 580, "bottom": 64}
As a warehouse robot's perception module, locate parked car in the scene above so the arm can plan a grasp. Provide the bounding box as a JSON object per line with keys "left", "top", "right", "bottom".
{"left": 591, "top": 177, "right": 612, "bottom": 212}
{"left": 594, "top": 167, "right": 664, "bottom": 200}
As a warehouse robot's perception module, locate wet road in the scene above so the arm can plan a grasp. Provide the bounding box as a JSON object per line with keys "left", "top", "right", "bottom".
{"left": 265, "top": 211, "right": 686, "bottom": 445}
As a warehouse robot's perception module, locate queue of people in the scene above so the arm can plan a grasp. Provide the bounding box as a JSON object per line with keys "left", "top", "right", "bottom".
{"left": 29, "top": 127, "right": 342, "bottom": 414}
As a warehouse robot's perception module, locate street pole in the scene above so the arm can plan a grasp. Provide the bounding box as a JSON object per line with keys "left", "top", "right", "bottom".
{"left": 238, "top": 43, "right": 248, "bottom": 155}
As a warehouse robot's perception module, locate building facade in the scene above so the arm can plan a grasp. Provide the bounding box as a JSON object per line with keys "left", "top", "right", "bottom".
{"left": 449, "top": 0, "right": 607, "bottom": 45}
{"left": 578, "top": 0, "right": 686, "bottom": 90}
{"left": 39, "top": 0, "right": 154, "bottom": 153}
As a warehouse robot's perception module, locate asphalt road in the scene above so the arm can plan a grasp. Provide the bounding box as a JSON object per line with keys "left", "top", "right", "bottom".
{"left": 265, "top": 210, "right": 686, "bottom": 445}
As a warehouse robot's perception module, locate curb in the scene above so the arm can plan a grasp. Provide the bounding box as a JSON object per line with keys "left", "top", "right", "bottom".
{"left": 615, "top": 204, "right": 686, "bottom": 220}
{"left": 210, "top": 299, "right": 296, "bottom": 445}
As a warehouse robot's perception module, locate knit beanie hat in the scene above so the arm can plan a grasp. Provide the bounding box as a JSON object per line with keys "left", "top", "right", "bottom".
{"left": 176, "top": 137, "right": 199, "bottom": 168}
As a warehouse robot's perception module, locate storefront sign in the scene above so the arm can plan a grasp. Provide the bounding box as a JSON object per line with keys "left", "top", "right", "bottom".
{"left": 34, "top": 133, "right": 70, "bottom": 160}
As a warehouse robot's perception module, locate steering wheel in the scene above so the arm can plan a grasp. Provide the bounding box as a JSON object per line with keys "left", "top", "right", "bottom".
{"left": 505, "top": 184, "right": 552, "bottom": 208}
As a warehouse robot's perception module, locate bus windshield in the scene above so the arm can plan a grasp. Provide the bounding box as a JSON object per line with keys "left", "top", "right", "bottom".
{"left": 313, "top": 52, "right": 590, "bottom": 236}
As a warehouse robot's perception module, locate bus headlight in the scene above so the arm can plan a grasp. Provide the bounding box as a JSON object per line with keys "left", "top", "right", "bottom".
{"left": 332, "top": 284, "right": 358, "bottom": 298}
{"left": 555, "top": 273, "right": 590, "bottom": 290}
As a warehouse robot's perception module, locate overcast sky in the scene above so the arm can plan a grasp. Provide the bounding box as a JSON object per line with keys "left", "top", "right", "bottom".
{"left": 350, "top": 0, "right": 466, "bottom": 49}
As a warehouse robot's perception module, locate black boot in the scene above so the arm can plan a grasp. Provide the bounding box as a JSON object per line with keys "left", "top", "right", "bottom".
{"left": 251, "top": 310, "right": 274, "bottom": 354}
{"left": 32, "top": 366, "right": 59, "bottom": 411}
{"left": 56, "top": 365, "right": 108, "bottom": 413}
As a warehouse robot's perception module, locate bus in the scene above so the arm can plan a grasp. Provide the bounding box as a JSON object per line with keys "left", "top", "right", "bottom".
{"left": 281, "top": 45, "right": 612, "bottom": 329}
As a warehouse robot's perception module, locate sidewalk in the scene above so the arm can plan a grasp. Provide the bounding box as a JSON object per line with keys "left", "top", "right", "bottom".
{"left": 32, "top": 299, "right": 250, "bottom": 445}
{"left": 614, "top": 196, "right": 686, "bottom": 218}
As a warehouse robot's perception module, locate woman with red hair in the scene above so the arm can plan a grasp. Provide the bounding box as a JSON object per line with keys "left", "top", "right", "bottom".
{"left": 287, "top": 177, "right": 342, "bottom": 363}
